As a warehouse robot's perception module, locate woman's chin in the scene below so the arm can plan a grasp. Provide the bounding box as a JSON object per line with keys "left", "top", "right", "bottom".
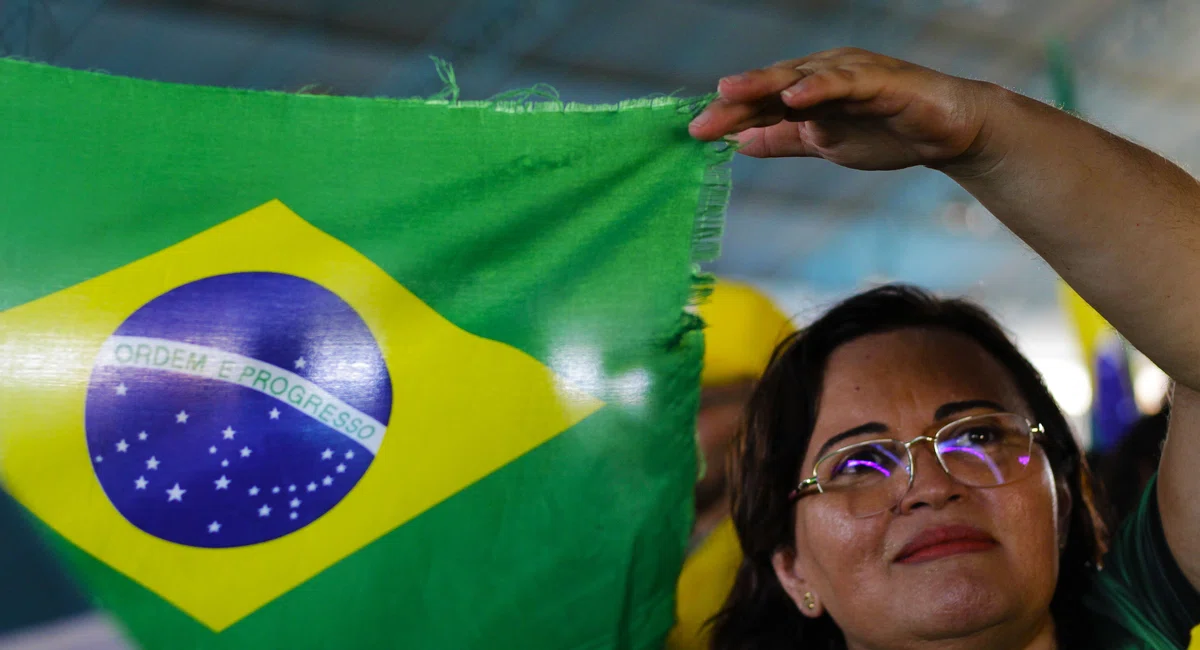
{"left": 902, "top": 570, "right": 1016, "bottom": 637}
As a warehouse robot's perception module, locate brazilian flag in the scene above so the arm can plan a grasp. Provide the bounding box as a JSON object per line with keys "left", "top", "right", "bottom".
{"left": 0, "top": 58, "right": 730, "bottom": 649}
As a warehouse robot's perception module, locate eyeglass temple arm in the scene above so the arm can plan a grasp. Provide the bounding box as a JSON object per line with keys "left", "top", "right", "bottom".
{"left": 788, "top": 476, "right": 821, "bottom": 502}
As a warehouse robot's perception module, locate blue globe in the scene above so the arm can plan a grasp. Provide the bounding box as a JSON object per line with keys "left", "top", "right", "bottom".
{"left": 85, "top": 272, "right": 392, "bottom": 548}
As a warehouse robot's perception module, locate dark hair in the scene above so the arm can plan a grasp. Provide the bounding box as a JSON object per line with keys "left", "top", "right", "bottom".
{"left": 1096, "top": 404, "right": 1170, "bottom": 526}
{"left": 710, "top": 284, "right": 1108, "bottom": 650}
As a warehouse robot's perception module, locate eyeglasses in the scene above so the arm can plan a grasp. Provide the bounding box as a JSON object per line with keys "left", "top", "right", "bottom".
{"left": 788, "top": 412, "right": 1045, "bottom": 518}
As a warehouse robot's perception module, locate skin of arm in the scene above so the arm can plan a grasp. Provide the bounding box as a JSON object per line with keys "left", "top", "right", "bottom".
{"left": 689, "top": 49, "right": 1200, "bottom": 589}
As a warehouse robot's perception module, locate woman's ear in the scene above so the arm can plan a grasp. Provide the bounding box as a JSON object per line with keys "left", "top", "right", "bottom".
{"left": 771, "top": 547, "right": 824, "bottom": 618}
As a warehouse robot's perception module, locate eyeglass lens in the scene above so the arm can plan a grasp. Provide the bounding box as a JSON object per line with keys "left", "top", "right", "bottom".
{"left": 812, "top": 413, "right": 1035, "bottom": 517}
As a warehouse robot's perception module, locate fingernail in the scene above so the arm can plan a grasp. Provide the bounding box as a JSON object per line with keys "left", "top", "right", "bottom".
{"left": 719, "top": 74, "right": 747, "bottom": 86}
{"left": 689, "top": 111, "right": 712, "bottom": 129}
{"left": 780, "top": 81, "right": 804, "bottom": 100}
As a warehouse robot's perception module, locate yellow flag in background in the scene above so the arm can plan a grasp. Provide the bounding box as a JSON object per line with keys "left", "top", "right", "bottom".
{"left": 1059, "top": 281, "right": 1116, "bottom": 375}
{"left": 1058, "top": 281, "right": 1142, "bottom": 452}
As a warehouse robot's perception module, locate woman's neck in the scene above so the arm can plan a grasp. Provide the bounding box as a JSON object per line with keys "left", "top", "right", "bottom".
{"left": 843, "top": 612, "right": 1057, "bottom": 650}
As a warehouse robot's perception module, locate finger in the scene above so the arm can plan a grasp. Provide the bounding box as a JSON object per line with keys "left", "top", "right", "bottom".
{"left": 690, "top": 95, "right": 850, "bottom": 142}
{"left": 800, "top": 119, "right": 856, "bottom": 151}
{"left": 729, "top": 123, "right": 820, "bottom": 159}
{"left": 719, "top": 49, "right": 886, "bottom": 104}
{"left": 783, "top": 103, "right": 850, "bottom": 122}
{"left": 688, "top": 97, "right": 787, "bottom": 141}
{"left": 778, "top": 64, "right": 889, "bottom": 112}
{"left": 716, "top": 64, "right": 809, "bottom": 104}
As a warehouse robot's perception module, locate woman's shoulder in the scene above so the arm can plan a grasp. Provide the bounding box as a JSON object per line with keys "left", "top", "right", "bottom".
{"left": 1081, "top": 475, "right": 1200, "bottom": 649}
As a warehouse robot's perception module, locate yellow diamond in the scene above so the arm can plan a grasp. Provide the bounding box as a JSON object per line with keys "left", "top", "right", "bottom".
{"left": 0, "top": 200, "right": 603, "bottom": 630}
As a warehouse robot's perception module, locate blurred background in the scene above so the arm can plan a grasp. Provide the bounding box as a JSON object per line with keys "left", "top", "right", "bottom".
{"left": 0, "top": 0, "right": 1188, "bottom": 646}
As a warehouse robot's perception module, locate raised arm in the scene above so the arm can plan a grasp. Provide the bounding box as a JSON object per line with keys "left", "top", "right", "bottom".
{"left": 689, "top": 48, "right": 1200, "bottom": 589}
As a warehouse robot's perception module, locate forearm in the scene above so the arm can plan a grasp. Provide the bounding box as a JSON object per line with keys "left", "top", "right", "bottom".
{"left": 945, "top": 83, "right": 1200, "bottom": 389}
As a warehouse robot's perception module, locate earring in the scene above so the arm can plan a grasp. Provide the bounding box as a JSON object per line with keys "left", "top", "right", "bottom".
{"left": 802, "top": 592, "right": 816, "bottom": 610}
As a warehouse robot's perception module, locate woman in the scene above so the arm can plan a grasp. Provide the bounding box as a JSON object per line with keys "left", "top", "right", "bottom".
{"left": 688, "top": 50, "right": 1200, "bottom": 649}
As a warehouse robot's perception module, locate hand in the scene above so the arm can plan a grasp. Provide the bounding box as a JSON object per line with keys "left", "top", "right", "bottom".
{"left": 689, "top": 48, "right": 996, "bottom": 172}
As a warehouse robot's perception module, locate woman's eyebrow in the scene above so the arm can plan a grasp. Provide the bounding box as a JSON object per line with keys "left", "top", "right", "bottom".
{"left": 815, "top": 422, "right": 890, "bottom": 460}
{"left": 933, "top": 399, "right": 1007, "bottom": 421}
{"left": 813, "top": 399, "right": 1009, "bottom": 461}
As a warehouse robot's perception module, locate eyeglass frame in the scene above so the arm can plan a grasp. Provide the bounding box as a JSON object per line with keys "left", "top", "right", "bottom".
{"left": 787, "top": 412, "right": 1046, "bottom": 505}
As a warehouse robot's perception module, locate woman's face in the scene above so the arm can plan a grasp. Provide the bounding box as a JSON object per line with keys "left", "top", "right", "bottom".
{"left": 772, "top": 328, "right": 1067, "bottom": 649}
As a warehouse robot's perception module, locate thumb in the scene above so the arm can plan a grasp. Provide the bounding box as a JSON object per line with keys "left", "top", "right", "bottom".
{"left": 730, "top": 123, "right": 816, "bottom": 159}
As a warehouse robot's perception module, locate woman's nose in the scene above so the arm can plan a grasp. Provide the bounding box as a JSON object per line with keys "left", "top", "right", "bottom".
{"left": 897, "top": 440, "right": 965, "bottom": 513}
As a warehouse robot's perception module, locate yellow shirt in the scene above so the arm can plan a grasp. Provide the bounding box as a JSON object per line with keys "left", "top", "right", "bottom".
{"left": 666, "top": 518, "right": 741, "bottom": 650}
{"left": 1188, "top": 625, "right": 1199, "bottom": 649}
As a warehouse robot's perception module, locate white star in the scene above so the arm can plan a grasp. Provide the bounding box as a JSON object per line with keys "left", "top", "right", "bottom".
{"left": 290, "top": 512, "right": 299, "bottom": 520}
{"left": 214, "top": 475, "right": 231, "bottom": 490}
{"left": 208, "top": 521, "right": 221, "bottom": 533}
{"left": 258, "top": 504, "right": 271, "bottom": 517}
{"left": 268, "top": 408, "right": 280, "bottom": 420}
{"left": 209, "top": 445, "right": 217, "bottom": 454}
{"left": 345, "top": 450, "right": 355, "bottom": 460}
{"left": 248, "top": 486, "right": 260, "bottom": 496}
{"left": 137, "top": 431, "right": 148, "bottom": 441}
{"left": 289, "top": 498, "right": 301, "bottom": 508}
{"left": 146, "top": 456, "right": 159, "bottom": 470}
{"left": 115, "top": 383, "right": 128, "bottom": 396}
{"left": 175, "top": 410, "right": 189, "bottom": 424}
{"left": 166, "top": 483, "right": 186, "bottom": 502}
{"left": 294, "top": 357, "right": 307, "bottom": 369}
{"left": 222, "top": 426, "right": 236, "bottom": 440}
{"left": 221, "top": 459, "right": 229, "bottom": 468}
{"left": 240, "top": 447, "right": 251, "bottom": 458}
{"left": 134, "top": 476, "right": 148, "bottom": 490}
{"left": 336, "top": 463, "right": 346, "bottom": 474}
{"left": 322, "top": 475, "right": 333, "bottom": 487}
{"left": 271, "top": 486, "right": 280, "bottom": 494}
{"left": 307, "top": 482, "right": 317, "bottom": 492}
{"left": 115, "top": 439, "right": 128, "bottom": 453}
{"left": 288, "top": 484, "right": 297, "bottom": 492}
{"left": 94, "top": 455, "right": 103, "bottom": 463}
{"left": 321, "top": 448, "right": 334, "bottom": 460}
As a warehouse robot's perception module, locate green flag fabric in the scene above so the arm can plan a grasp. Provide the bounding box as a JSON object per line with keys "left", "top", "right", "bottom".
{"left": 0, "top": 58, "right": 730, "bottom": 649}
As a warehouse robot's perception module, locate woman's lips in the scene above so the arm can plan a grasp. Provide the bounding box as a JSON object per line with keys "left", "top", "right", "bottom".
{"left": 895, "top": 525, "right": 998, "bottom": 564}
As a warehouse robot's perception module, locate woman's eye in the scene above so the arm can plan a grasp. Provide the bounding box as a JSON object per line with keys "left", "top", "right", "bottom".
{"left": 832, "top": 449, "right": 893, "bottom": 477}
{"left": 954, "top": 426, "right": 1002, "bottom": 445}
